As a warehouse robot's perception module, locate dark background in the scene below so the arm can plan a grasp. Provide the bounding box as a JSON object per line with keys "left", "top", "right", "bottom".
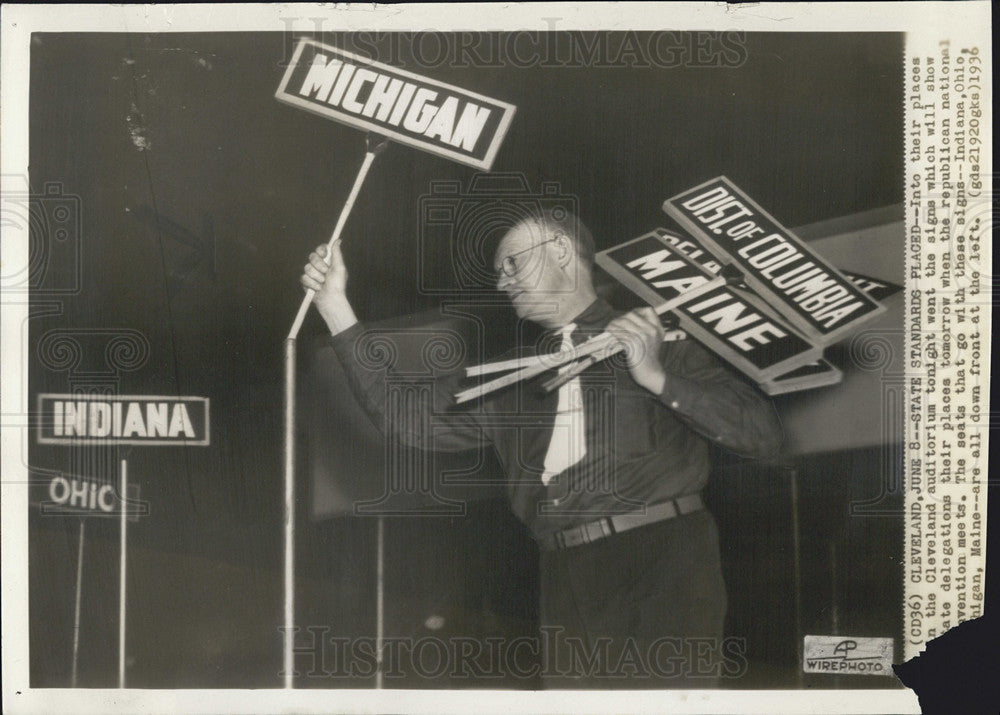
{"left": 28, "top": 32, "right": 904, "bottom": 688}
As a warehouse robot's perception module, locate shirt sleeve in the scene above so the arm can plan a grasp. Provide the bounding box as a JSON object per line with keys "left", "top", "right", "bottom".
{"left": 323, "top": 322, "right": 489, "bottom": 454}
{"left": 657, "top": 338, "right": 784, "bottom": 459}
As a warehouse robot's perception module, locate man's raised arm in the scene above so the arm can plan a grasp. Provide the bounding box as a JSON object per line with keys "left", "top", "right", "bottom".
{"left": 301, "top": 243, "right": 486, "bottom": 454}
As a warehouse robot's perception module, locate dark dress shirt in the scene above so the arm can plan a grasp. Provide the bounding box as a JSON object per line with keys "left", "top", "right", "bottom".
{"left": 326, "top": 298, "right": 783, "bottom": 539}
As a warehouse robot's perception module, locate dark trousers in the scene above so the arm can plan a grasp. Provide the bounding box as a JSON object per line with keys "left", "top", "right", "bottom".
{"left": 538, "top": 509, "right": 728, "bottom": 689}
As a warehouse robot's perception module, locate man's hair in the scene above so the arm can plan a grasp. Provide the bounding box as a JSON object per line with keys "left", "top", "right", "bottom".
{"left": 540, "top": 207, "right": 595, "bottom": 267}
{"left": 508, "top": 206, "right": 595, "bottom": 268}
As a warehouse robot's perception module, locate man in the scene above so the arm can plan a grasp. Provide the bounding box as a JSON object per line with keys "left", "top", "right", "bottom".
{"left": 301, "top": 209, "right": 783, "bottom": 687}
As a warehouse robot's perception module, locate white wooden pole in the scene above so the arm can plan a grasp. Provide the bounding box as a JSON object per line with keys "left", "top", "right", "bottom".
{"left": 375, "top": 515, "right": 385, "bottom": 690}
{"left": 284, "top": 137, "right": 388, "bottom": 688}
{"left": 287, "top": 149, "right": 380, "bottom": 342}
{"left": 118, "top": 459, "right": 127, "bottom": 688}
{"left": 71, "top": 519, "right": 85, "bottom": 687}
{"left": 282, "top": 337, "right": 297, "bottom": 689}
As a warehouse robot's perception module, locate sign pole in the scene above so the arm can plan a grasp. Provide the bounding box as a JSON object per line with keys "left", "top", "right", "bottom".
{"left": 71, "top": 518, "right": 85, "bottom": 687}
{"left": 282, "top": 336, "right": 296, "bottom": 690}
{"left": 118, "top": 458, "right": 128, "bottom": 688}
{"left": 375, "top": 515, "right": 385, "bottom": 690}
{"left": 283, "top": 135, "right": 389, "bottom": 689}
{"left": 790, "top": 466, "right": 803, "bottom": 686}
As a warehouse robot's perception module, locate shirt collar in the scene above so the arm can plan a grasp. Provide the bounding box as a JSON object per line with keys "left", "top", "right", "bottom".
{"left": 568, "top": 298, "right": 615, "bottom": 332}
{"left": 548, "top": 299, "right": 615, "bottom": 341}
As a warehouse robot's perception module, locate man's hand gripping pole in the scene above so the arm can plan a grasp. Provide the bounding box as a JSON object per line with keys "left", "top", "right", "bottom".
{"left": 287, "top": 133, "right": 391, "bottom": 341}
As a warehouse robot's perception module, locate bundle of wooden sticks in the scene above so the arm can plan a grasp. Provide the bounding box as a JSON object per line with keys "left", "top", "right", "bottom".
{"left": 454, "top": 267, "right": 743, "bottom": 404}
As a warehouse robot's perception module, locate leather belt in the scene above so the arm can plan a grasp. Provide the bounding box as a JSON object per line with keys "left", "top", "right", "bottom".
{"left": 537, "top": 493, "right": 705, "bottom": 552}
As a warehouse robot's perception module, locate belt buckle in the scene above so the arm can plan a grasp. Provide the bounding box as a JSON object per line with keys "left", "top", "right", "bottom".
{"left": 563, "top": 528, "right": 585, "bottom": 548}
{"left": 552, "top": 517, "right": 616, "bottom": 551}
{"left": 584, "top": 520, "right": 606, "bottom": 543}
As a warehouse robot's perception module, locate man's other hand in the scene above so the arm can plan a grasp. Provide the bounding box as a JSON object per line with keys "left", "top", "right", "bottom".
{"left": 604, "top": 307, "right": 668, "bottom": 394}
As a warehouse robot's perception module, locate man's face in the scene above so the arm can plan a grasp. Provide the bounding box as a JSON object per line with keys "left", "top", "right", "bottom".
{"left": 493, "top": 221, "right": 569, "bottom": 326}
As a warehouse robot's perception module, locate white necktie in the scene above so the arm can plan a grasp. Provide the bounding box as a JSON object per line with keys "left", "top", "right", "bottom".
{"left": 541, "top": 324, "right": 587, "bottom": 485}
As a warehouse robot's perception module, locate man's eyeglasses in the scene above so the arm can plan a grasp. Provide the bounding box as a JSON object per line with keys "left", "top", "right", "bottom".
{"left": 496, "top": 238, "right": 559, "bottom": 278}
